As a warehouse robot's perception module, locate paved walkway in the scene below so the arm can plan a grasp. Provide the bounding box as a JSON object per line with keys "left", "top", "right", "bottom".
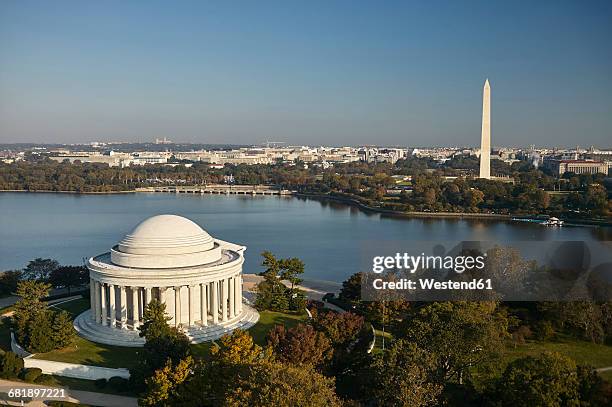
{"left": 0, "top": 378, "right": 138, "bottom": 407}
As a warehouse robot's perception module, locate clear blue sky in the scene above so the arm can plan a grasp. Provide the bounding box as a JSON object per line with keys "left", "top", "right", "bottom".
{"left": 1, "top": 1, "right": 611, "bottom": 147}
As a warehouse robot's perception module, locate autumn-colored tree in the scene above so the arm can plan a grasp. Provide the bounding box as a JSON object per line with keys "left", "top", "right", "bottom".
{"left": 226, "top": 361, "right": 341, "bottom": 407}
{"left": 140, "top": 356, "right": 193, "bottom": 407}
{"left": 312, "top": 311, "right": 364, "bottom": 347}
{"left": 267, "top": 323, "right": 332, "bottom": 368}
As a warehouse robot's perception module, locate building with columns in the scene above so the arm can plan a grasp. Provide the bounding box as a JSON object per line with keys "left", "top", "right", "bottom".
{"left": 74, "top": 214, "right": 259, "bottom": 347}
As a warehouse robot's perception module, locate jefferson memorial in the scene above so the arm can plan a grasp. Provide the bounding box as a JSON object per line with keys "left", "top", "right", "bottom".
{"left": 74, "top": 214, "right": 259, "bottom": 346}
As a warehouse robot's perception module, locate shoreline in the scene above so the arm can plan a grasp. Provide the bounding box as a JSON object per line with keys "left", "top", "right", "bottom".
{"left": 2, "top": 189, "right": 609, "bottom": 226}
{"left": 242, "top": 273, "right": 341, "bottom": 301}
{"left": 295, "top": 192, "right": 612, "bottom": 227}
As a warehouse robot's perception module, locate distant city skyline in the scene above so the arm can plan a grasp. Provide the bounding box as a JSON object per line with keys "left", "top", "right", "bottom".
{"left": 1, "top": 1, "right": 611, "bottom": 147}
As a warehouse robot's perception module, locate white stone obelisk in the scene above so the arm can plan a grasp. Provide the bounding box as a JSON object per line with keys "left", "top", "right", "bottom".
{"left": 479, "top": 79, "right": 491, "bottom": 179}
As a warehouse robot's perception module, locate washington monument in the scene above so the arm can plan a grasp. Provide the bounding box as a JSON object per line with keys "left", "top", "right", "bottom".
{"left": 479, "top": 79, "right": 491, "bottom": 179}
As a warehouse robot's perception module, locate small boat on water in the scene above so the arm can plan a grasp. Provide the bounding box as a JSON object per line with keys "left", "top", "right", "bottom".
{"left": 511, "top": 216, "right": 564, "bottom": 227}
{"left": 541, "top": 217, "right": 564, "bottom": 227}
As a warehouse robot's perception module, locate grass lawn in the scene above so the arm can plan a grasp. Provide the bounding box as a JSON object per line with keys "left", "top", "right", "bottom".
{"left": 32, "top": 336, "right": 141, "bottom": 370}
{"left": 45, "top": 375, "right": 137, "bottom": 397}
{"left": 248, "top": 310, "right": 307, "bottom": 345}
{"left": 49, "top": 297, "right": 90, "bottom": 317}
{"left": 503, "top": 334, "right": 612, "bottom": 370}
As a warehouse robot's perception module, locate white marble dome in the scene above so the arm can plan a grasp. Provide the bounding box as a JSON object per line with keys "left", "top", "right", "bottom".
{"left": 111, "top": 215, "right": 221, "bottom": 269}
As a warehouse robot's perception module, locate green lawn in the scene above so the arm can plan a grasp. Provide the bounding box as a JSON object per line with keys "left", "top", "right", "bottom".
{"left": 45, "top": 375, "right": 137, "bottom": 397}
{"left": 503, "top": 334, "right": 612, "bottom": 370}
{"left": 49, "top": 297, "right": 90, "bottom": 317}
{"left": 32, "top": 336, "right": 141, "bottom": 369}
{"left": 247, "top": 310, "right": 307, "bottom": 345}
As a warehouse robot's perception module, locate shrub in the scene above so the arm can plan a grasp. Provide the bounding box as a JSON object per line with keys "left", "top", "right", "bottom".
{"left": 535, "top": 320, "right": 555, "bottom": 340}
{"left": 22, "top": 367, "right": 43, "bottom": 383}
{"left": 34, "top": 374, "right": 55, "bottom": 385}
{"left": 511, "top": 325, "right": 533, "bottom": 346}
{"left": 108, "top": 376, "right": 129, "bottom": 392}
{"left": 94, "top": 378, "right": 107, "bottom": 389}
{"left": 0, "top": 351, "right": 24, "bottom": 379}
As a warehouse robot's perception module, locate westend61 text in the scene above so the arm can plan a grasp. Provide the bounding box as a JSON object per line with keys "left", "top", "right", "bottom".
{"left": 373, "top": 278, "right": 493, "bottom": 291}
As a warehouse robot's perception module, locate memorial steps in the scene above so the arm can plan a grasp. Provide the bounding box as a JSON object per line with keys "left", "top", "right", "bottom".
{"left": 74, "top": 303, "right": 260, "bottom": 348}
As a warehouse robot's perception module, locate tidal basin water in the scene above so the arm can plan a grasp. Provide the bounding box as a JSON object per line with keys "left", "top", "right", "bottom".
{"left": 1, "top": 192, "right": 610, "bottom": 283}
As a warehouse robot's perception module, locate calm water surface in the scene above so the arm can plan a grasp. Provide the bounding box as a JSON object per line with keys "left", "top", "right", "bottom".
{"left": 1, "top": 192, "right": 610, "bottom": 283}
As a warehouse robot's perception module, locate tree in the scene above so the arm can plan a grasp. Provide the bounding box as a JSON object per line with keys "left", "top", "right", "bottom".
{"left": 255, "top": 252, "right": 306, "bottom": 312}
{"left": 0, "top": 352, "right": 24, "bottom": 379}
{"left": 13, "top": 280, "right": 51, "bottom": 347}
{"left": 51, "top": 311, "right": 76, "bottom": 348}
{"left": 399, "top": 301, "right": 507, "bottom": 384}
{"left": 226, "top": 361, "right": 341, "bottom": 407}
{"left": 267, "top": 324, "right": 332, "bottom": 368}
{"left": 339, "top": 272, "right": 363, "bottom": 304}
{"left": 0, "top": 270, "right": 22, "bottom": 296}
{"left": 48, "top": 266, "right": 87, "bottom": 294}
{"left": 132, "top": 300, "right": 190, "bottom": 389}
{"left": 494, "top": 352, "right": 580, "bottom": 406}
{"left": 22, "top": 258, "right": 59, "bottom": 281}
{"left": 312, "top": 311, "right": 364, "bottom": 347}
{"left": 140, "top": 356, "right": 193, "bottom": 407}
{"left": 27, "top": 310, "right": 56, "bottom": 353}
{"left": 371, "top": 340, "right": 442, "bottom": 406}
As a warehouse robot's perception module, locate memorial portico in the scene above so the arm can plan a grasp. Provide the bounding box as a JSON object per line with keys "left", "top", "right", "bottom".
{"left": 74, "top": 214, "right": 258, "bottom": 347}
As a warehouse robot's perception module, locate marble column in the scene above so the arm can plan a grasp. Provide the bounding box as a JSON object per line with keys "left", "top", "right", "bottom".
{"left": 222, "top": 279, "right": 228, "bottom": 322}
{"left": 160, "top": 287, "right": 167, "bottom": 306}
{"left": 212, "top": 280, "right": 219, "bottom": 324}
{"left": 174, "top": 286, "right": 181, "bottom": 327}
{"left": 188, "top": 285, "right": 195, "bottom": 327}
{"left": 89, "top": 279, "right": 95, "bottom": 321}
{"left": 238, "top": 276, "right": 242, "bottom": 313}
{"left": 120, "top": 286, "right": 127, "bottom": 329}
{"left": 234, "top": 276, "right": 240, "bottom": 315}
{"left": 229, "top": 277, "right": 235, "bottom": 318}
{"left": 145, "top": 287, "right": 152, "bottom": 308}
{"left": 108, "top": 284, "right": 116, "bottom": 328}
{"left": 200, "top": 283, "right": 208, "bottom": 326}
{"left": 131, "top": 287, "right": 139, "bottom": 330}
{"left": 93, "top": 281, "right": 101, "bottom": 324}
{"left": 100, "top": 283, "right": 107, "bottom": 326}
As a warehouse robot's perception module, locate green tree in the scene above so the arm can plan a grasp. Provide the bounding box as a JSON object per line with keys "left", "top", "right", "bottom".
{"left": 27, "top": 310, "right": 56, "bottom": 353}
{"left": 339, "top": 272, "right": 363, "bottom": 304}
{"left": 371, "top": 340, "right": 442, "bottom": 407}
{"left": 132, "top": 300, "right": 190, "bottom": 390}
{"left": 0, "top": 270, "right": 22, "bottom": 296}
{"left": 0, "top": 352, "right": 24, "bottom": 379}
{"left": 399, "top": 301, "right": 507, "bottom": 384}
{"left": 48, "top": 266, "right": 87, "bottom": 294}
{"left": 494, "top": 352, "right": 580, "bottom": 406}
{"left": 13, "top": 280, "right": 51, "bottom": 347}
{"left": 51, "top": 311, "right": 76, "bottom": 349}
{"left": 22, "top": 258, "right": 59, "bottom": 281}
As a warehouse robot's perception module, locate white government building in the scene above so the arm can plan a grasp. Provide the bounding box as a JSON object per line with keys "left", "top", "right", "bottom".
{"left": 74, "top": 214, "right": 259, "bottom": 346}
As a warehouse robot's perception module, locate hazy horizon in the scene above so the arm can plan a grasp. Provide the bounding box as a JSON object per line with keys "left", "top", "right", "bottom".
{"left": 1, "top": 1, "right": 611, "bottom": 147}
